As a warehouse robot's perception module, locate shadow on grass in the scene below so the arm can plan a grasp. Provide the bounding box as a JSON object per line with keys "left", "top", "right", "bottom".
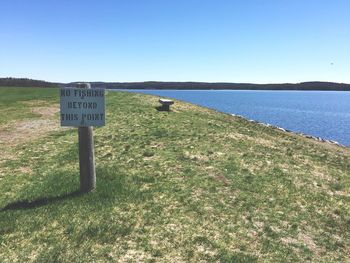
{"left": 1, "top": 163, "right": 150, "bottom": 213}
{"left": 1, "top": 190, "right": 82, "bottom": 211}
{"left": 155, "top": 106, "right": 171, "bottom": 112}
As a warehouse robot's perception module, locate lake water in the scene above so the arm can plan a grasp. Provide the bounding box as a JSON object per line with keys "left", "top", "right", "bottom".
{"left": 116, "top": 90, "right": 350, "bottom": 146}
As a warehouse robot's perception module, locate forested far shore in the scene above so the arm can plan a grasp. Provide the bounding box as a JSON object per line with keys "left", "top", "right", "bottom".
{"left": 1, "top": 78, "right": 350, "bottom": 91}
{"left": 93, "top": 81, "right": 350, "bottom": 91}
{"left": 0, "top": 78, "right": 58, "bottom": 88}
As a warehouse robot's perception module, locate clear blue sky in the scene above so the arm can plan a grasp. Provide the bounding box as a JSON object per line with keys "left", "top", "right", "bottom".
{"left": 1, "top": 0, "right": 349, "bottom": 83}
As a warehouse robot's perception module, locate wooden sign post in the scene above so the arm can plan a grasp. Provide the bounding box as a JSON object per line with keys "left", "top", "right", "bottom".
{"left": 60, "top": 83, "right": 105, "bottom": 193}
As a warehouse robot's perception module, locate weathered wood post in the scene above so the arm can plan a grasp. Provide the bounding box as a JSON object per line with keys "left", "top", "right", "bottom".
{"left": 77, "top": 83, "right": 96, "bottom": 192}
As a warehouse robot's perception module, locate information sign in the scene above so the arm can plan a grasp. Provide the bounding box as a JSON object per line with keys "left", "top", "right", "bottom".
{"left": 60, "top": 88, "right": 105, "bottom": 127}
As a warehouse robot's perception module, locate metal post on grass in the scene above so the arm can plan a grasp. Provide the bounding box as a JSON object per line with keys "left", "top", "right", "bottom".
{"left": 77, "top": 83, "right": 96, "bottom": 192}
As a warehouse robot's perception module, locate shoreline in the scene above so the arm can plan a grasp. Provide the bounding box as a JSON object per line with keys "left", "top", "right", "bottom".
{"left": 231, "top": 113, "right": 347, "bottom": 148}
{"left": 112, "top": 89, "right": 348, "bottom": 148}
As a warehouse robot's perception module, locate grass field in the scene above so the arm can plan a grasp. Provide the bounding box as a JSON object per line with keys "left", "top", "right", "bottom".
{"left": 0, "top": 87, "right": 349, "bottom": 262}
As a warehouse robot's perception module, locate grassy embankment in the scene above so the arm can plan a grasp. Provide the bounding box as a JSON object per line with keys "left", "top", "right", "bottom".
{"left": 0, "top": 87, "right": 349, "bottom": 262}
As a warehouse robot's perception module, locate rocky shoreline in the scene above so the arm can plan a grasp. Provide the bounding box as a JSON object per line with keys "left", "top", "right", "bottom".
{"left": 231, "top": 113, "right": 347, "bottom": 148}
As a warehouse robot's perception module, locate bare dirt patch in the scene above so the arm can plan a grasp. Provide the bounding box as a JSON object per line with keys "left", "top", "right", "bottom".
{"left": 0, "top": 104, "right": 62, "bottom": 146}
{"left": 0, "top": 119, "right": 59, "bottom": 145}
{"left": 22, "top": 101, "right": 59, "bottom": 118}
{"left": 31, "top": 106, "right": 59, "bottom": 117}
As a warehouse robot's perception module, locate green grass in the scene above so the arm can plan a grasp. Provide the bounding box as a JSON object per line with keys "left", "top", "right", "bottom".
{"left": 0, "top": 88, "right": 349, "bottom": 262}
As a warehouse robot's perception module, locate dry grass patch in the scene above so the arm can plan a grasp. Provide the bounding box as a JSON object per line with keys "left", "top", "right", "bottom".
{"left": 0, "top": 103, "right": 62, "bottom": 146}
{"left": 0, "top": 119, "right": 59, "bottom": 146}
{"left": 31, "top": 105, "right": 59, "bottom": 117}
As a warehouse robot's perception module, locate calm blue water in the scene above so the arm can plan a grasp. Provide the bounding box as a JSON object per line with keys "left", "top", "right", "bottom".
{"left": 117, "top": 90, "right": 350, "bottom": 146}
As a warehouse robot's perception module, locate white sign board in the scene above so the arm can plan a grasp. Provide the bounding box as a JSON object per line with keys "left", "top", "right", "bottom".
{"left": 60, "top": 88, "right": 105, "bottom": 127}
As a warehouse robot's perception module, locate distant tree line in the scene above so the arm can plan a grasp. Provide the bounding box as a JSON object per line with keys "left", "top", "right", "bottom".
{"left": 2, "top": 78, "right": 350, "bottom": 91}
{"left": 87, "top": 81, "right": 350, "bottom": 91}
{"left": 0, "top": 77, "right": 58, "bottom": 88}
